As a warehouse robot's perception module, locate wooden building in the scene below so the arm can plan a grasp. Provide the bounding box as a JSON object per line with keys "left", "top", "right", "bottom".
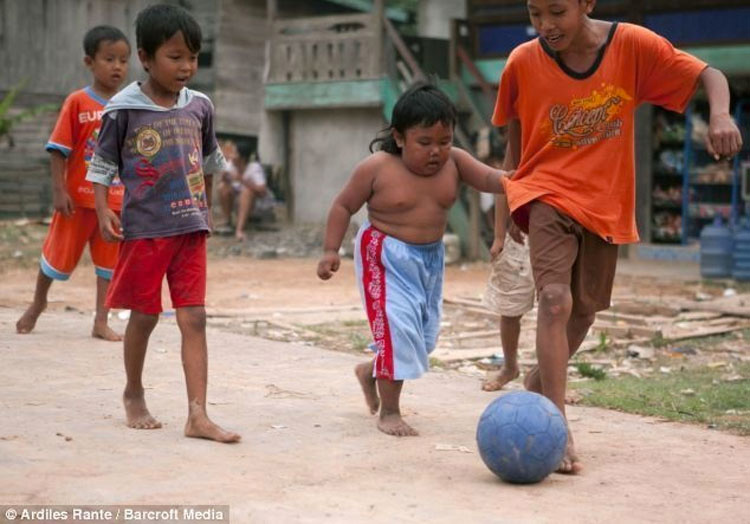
{"left": 0, "top": 0, "right": 267, "bottom": 217}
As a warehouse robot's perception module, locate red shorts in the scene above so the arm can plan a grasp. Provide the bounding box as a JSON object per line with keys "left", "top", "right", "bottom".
{"left": 41, "top": 207, "right": 119, "bottom": 281}
{"left": 106, "top": 232, "right": 207, "bottom": 315}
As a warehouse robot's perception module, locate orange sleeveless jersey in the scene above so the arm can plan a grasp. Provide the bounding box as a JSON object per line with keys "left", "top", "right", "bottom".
{"left": 46, "top": 87, "right": 124, "bottom": 210}
{"left": 493, "top": 23, "right": 707, "bottom": 244}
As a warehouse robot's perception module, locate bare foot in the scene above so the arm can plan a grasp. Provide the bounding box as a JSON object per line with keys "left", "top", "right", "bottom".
{"left": 377, "top": 412, "right": 418, "bottom": 437}
{"left": 523, "top": 365, "right": 543, "bottom": 393}
{"left": 523, "top": 366, "right": 578, "bottom": 403}
{"left": 355, "top": 362, "right": 380, "bottom": 414}
{"left": 16, "top": 301, "right": 46, "bottom": 334}
{"left": 185, "top": 413, "right": 241, "bottom": 444}
{"left": 92, "top": 321, "right": 123, "bottom": 342}
{"left": 557, "top": 431, "right": 583, "bottom": 474}
{"left": 123, "top": 390, "right": 162, "bottom": 429}
{"left": 482, "top": 366, "right": 520, "bottom": 391}
{"left": 234, "top": 231, "right": 246, "bottom": 242}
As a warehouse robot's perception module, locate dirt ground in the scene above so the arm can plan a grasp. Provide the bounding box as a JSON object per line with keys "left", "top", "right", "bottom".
{"left": 1, "top": 235, "right": 750, "bottom": 523}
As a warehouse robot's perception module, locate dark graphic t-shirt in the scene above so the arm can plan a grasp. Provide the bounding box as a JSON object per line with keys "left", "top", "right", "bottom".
{"left": 88, "top": 83, "right": 224, "bottom": 239}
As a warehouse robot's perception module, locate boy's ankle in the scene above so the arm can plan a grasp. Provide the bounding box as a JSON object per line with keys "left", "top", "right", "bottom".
{"left": 379, "top": 407, "right": 401, "bottom": 418}
{"left": 123, "top": 385, "right": 145, "bottom": 397}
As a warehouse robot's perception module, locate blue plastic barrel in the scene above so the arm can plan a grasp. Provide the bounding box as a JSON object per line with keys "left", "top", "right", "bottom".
{"left": 732, "top": 219, "right": 750, "bottom": 281}
{"left": 700, "top": 216, "right": 733, "bottom": 278}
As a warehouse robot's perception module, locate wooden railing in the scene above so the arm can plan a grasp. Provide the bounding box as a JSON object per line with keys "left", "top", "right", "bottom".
{"left": 267, "top": 13, "right": 382, "bottom": 83}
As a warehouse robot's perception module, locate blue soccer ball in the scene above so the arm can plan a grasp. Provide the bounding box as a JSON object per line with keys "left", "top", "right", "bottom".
{"left": 476, "top": 391, "right": 568, "bottom": 484}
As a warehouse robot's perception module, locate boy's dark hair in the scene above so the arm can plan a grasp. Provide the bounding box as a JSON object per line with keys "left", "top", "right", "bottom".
{"left": 370, "top": 82, "right": 457, "bottom": 155}
{"left": 135, "top": 3, "right": 202, "bottom": 57}
{"left": 83, "top": 25, "right": 130, "bottom": 58}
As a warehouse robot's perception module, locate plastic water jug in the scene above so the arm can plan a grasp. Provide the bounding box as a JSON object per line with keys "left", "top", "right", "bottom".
{"left": 699, "top": 216, "right": 732, "bottom": 278}
{"left": 732, "top": 219, "right": 750, "bottom": 281}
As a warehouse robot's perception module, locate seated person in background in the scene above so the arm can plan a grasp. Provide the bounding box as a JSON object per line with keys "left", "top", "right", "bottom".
{"left": 217, "top": 143, "right": 273, "bottom": 241}
{"left": 235, "top": 153, "right": 270, "bottom": 241}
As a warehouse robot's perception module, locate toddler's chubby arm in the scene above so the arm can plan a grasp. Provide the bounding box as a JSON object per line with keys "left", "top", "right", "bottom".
{"left": 317, "top": 155, "right": 378, "bottom": 280}
{"left": 450, "top": 147, "right": 511, "bottom": 194}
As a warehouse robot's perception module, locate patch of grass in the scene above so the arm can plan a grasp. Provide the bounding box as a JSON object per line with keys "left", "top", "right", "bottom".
{"left": 306, "top": 324, "right": 339, "bottom": 337}
{"left": 575, "top": 362, "right": 607, "bottom": 381}
{"left": 651, "top": 332, "right": 669, "bottom": 348}
{"left": 348, "top": 332, "right": 371, "bottom": 351}
{"left": 595, "top": 332, "right": 610, "bottom": 352}
{"left": 342, "top": 319, "right": 368, "bottom": 328}
{"left": 699, "top": 279, "right": 750, "bottom": 294}
{"left": 571, "top": 363, "right": 750, "bottom": 435}
{"left": 0, "top": 220, "right": 47, "bottom": 271}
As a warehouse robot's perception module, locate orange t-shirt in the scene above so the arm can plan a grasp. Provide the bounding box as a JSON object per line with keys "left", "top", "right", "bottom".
{"left": 46, "top": 87, "right": 124, "bottom": 210}
{"left": 493, "top": 22, "right": 707, "bottom": 244}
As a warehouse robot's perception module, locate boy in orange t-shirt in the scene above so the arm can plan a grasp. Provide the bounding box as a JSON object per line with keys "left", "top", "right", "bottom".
{"left": 493, "top": 0, "right": 742, "bottom": 473}
{"left": 16, "top": 26, "right": 130, "bottom": 340}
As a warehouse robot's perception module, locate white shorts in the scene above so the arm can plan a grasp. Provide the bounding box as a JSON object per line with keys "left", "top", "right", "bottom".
{"left": 482, "top": 233, "right": 535, "bottom": 317}
{"left": 242, "top": 161, "right": 267, "bottom": 187}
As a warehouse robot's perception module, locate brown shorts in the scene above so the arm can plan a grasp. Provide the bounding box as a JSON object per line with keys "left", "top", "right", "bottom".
{"left": 527, "top": 201, "right": 618, "bottom": 315}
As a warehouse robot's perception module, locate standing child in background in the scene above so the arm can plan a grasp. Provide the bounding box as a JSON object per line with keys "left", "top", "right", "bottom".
{"left": 16, "top": 26, "right": 130, "bottom": 340}
{"left": 481, "top": 144, "right": 534, "bottom": 392}
{"left": 86, "top": 4, "right": 240, "bottom": 443}
{"left": 317, "top": 83, "right": 511, "bottom": 437}
{"left": 494, "top": 0, "right": 742, "bottom": 472}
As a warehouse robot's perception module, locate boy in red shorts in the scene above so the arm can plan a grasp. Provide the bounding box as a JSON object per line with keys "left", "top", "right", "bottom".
{"left": 16, "top": 26, "right": 130, "bottom": 340}
{"left": 86, "top": 4, "right": 240, "bottom": 443}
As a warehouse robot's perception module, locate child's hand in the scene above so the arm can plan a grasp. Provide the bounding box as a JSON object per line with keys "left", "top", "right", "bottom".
{"left": 317, "top": 251, "right": 340, "bottom": 280}
{"left": 508, "top": 221, "right": 525, "bottom": 246}
{"left": 489, "top": 237, "right": 505, "bottom": 259}
{"left": 99, "top": 209, "right": 124, "bottom": 242}
{"left": 53, "top": 188, "right": 74, "bottom": 217}
{"left": 707, "top": 113, "right": 743, "bottom": 160}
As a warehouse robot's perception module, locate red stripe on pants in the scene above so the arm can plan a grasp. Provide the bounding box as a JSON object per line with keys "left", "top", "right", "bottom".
{"left": 361, "top": 226, "right": 394, "bottom": 380}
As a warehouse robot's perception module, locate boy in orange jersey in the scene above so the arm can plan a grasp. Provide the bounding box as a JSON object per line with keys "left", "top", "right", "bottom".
{"left": 16, "top": 26, "right": 130, "bottom": 340}
{"left": 494, "top": 0, "right": 742, "bottom": 473}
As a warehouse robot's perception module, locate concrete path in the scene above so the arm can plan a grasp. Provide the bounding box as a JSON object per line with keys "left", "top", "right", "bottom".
{"left": 1, "top": 309, "right": 748, "bottom": 523}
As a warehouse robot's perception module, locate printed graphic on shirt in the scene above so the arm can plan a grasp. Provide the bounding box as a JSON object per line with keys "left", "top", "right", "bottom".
{"left": 186, "top": 148, "right": 207, "bottom": 208}
{"left": 84, "top": 128, "right": 99, "bottom": 166}
{"left": 135, "top": 127, "right": 162, "bottom": 157}
{"left": 124, "top": 116, "right": 207, "bottom": 222}
{"left": 546, "top": 84, "right": 633, "bottom": 149}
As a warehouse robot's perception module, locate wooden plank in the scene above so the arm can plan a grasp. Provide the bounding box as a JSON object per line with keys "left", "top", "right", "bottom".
{"left": 678, "top": 296, "right": 750, "bottom": 319}
{"left": 676, "top": 311, "right": 724, "bottom": 321}
{"left": 610, "top": 302, "right": 681, "bottom": 317}
{"left": 441, "top": 329, "right": 498, "bottom": 342}
{"left": 665, "top": 322, "right": 750, "bottom": 342}
{"left": 444, "top": 297, "right": 486, "bottom": 308}
{"left": 431, "top": 347, "right": 497, "bottom": 363}
{"left": 592, "top": 322, "right": 662, "bottom": 339}
{"left": 595, "top": 311, "right": 652, "bottom": 326}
